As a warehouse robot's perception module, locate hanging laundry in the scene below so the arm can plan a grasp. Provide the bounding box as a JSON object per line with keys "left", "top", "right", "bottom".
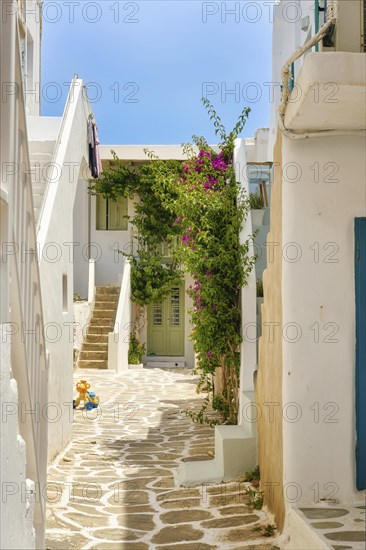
{"left": 87, "top": 116, "right": 96, "bottom": 177}
{"left": 93, "top": 121, "right": 103, "bottom": 177}
{"left": 88, "top": 115, "right": 102, "bottom": 178}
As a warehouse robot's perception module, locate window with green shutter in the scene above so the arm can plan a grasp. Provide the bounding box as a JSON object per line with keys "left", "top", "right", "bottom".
{"left": 152, "top": 238, "right": 178, "bottom": 259}
{"left": 96, "top": 195, "right": 128, "bottom": 230}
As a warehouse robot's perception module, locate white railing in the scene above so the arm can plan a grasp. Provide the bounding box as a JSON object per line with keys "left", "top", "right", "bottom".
{"left": 108, "top": 262, "right": 131, "bottom": 371}
{"left": 234, "top": 139, "right": 258, "bottom": 430}
{"left": 3, "top": 20, "right": 49, "bottom": 548}
{"left": 37, "top": 76, "right": 91, "bottom": 246}
{"left": 88, "top": 258, "right": 96, "bottom": 304}
{"left": 36, "top": 74, "right": 78, "bottom": 232}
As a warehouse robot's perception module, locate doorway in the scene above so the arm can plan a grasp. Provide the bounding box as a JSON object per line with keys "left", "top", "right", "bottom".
{"left": 147, "top": 285, "right": 185, "bottom": 356}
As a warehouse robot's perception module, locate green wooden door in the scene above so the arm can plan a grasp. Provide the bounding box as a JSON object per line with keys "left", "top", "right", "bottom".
{"left": 147, "top": 286, "right": 184, "bottom": 356}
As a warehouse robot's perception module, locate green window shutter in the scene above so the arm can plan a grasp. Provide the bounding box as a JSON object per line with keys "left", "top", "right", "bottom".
{"left": 109, "top": 196, "right": 128, "bottom": 230}
{"left": 96, "top": 195, "right": 107, "bottom": 230}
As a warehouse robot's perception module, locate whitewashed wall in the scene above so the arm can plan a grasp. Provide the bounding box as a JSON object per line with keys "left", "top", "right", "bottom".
{"left": 1, "top": 6, "right": 48, "bottom": 544}
{"left": 22, "top": 0, "right": 42, "bottom": 117}
{"left": 73, "top": 183, "right": 132, "bottom": 294}
{"left": 90, "top": 194, "right": 131, "bottom": 287}
{"left": 268, "top": 0, "right": 315, "bottom": 157}
{"left": 73, "top": 179, "right": 92, "bottom": 299}
{"left": 281, "top": 134, "right": 366, "bottom": 503}
{"left": 37, "top": 84, "right": 91, "bottom": 461}
{"left": 0, "top": 329, "right": 35, "bottom": 549}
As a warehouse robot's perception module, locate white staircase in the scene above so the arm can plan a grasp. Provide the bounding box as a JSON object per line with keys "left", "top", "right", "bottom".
{"left": 28, "top": 140, "right": 55, "bottom": 224}
{"left": 78, "top": 287, "right": 120, "bottom": 369}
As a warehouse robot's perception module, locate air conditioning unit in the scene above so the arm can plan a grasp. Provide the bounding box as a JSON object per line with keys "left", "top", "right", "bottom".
{"left": 325, "top": 0, "right": 365, "bottom": 52}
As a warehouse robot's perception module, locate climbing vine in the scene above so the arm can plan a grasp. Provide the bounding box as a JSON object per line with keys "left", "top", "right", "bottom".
{"left": 89, "top": 99, "right": 255, "bottom": 424}
{"left": 89, "top": 154, "right": 183, "bottom": 305}
{"left": 174, "top": 100, "right": 254, "bottom": 424}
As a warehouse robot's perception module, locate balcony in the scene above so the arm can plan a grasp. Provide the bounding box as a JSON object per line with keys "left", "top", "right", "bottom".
{"left": 284, "top": 52, "right": 366, "bottom": 132}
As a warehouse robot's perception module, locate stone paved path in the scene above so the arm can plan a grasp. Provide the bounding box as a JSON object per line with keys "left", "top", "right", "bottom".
{"left": 46, "top": 368, "right": 279, "bottom": 549}
{"left": 298, "top": 505, "right": 366, "bottom": 550}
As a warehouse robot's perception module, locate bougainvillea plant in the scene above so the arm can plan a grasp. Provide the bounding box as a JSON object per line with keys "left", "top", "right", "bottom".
{"left": 174, "top": 100, "right": 255, "bottom": 424}
{"left": 89, "top": 99, "right": 255, "bottom": 424}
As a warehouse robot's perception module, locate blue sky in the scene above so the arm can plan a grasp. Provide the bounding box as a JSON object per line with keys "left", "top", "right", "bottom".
{"left": 42, "top": 1, "right": 274, "bottom": 144}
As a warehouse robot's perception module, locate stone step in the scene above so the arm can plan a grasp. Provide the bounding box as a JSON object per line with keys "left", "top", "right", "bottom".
{"left": 29, "top": 158, "right": 54, "bottom": 171}
{"left": 95, "top": 289, "right": 119, "bottom": 297}
{"left": 32, "top": 183, "right": 47, "bottom": 194}
{"left": 29, "top": 150, "right": 54, "bottom": 224}
{"left": 85, "top": 333, "right": 109, "bottom": 344}
{"left": 76, "top": 286, "right": 120, "bottom": 370}
{"left": 94, "top": 299, "right": 119, "bottom": 306}
{"left": 29, "top": 148, "right": 53, "bottom": 157}
{"left": 29, "top": 159, "right": 54, "bottom": 184}
{"left": 89, "top": 318, "right": 114, "bottom": 327}
{"left": 81, "top": 342, "right": 108, "bottom": 352}
{"left": 33, "top": 194, "right": 44, "bottom": 209}
{"left": 78, "top": 359, "right": 108, "bottom": 370}
{"left": 145, "top": 356, "right": 185, "bottom": 363}
{"left": 93, "top": 309, "right": 117, "bottom": 319}
{"left": 95, "top": 286, "right": 120, "bottom": 295}
{"left": 29, "top": 162, "right": 54, "bottom": 177}
{"left": 79, "top": 350, "right": 108, "bottom": 361}
{"left": 88, "top": 326, "right": 114, "bottom": 333}
{"left": 34, "top": 207, "right": 40, "bottom": 221}
{"left": 28, "top": 140, "right": 56, "bottom": 155}
{"left": 94, "top": 301, "right": 118, "bottom": 310}
{"left": 145, "top": 360, "right": 185, "bottom": 369}
{"left": 87, "top": 325, "right": 112, "bottom": 335}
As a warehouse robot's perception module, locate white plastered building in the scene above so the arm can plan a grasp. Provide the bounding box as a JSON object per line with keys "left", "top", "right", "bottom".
{"left": 256, "top": 1, "right": 366, "bottom": 547}
{"left": 1, "top": 1, "right": 94, "bottom": 546}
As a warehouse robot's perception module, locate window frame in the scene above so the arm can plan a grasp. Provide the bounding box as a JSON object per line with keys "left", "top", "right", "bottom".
{"left": 96, "top": 195, "right": 128, "bottom": 231}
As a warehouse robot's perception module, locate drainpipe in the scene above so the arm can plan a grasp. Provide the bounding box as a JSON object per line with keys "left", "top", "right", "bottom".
{"left": 88, "top": 188, "right": 91, "bottom": 260}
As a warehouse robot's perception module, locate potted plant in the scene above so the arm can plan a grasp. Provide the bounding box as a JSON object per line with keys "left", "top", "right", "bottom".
{"left": 249, "top": 191, "right": 265, "bottom": 226}
{"left": 256, "top": 279, "right": 264, "bottom": 315}
{"left": 128, "top": 334, "right": 145, "bottom": 369}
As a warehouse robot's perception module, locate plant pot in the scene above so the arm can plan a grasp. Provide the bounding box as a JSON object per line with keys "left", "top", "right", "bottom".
{"left": 251, "top": 209, "right": 265, "bottom": 227}
{"left": 257, "top": 297, "right": 264, "bottom": 315}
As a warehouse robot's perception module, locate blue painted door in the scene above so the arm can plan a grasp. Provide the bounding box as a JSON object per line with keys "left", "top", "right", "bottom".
{"left": 355, "top": 218, "right": 366, "bottom": 490}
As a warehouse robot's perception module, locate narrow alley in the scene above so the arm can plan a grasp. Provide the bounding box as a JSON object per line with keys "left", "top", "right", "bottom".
{"left": 45, "top": 368, "right": 279, "bottom": 549}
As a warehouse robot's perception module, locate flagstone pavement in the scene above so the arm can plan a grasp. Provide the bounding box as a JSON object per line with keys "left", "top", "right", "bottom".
{"left": 45, "top": 367, "right": 280, "bottom": 550}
